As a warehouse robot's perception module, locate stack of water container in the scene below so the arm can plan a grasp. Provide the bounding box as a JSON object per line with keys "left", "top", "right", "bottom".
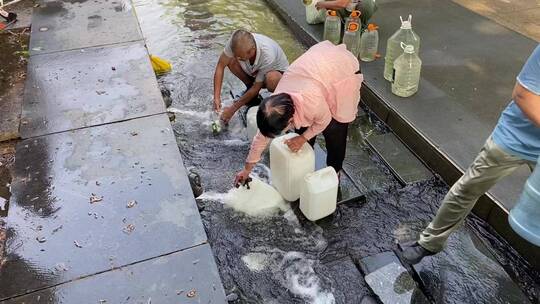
{"left": 238, "top": 126, "right": 340, "bottom": 221}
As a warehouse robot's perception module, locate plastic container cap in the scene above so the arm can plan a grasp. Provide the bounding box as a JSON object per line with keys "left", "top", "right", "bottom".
{"left": 350, "top": 10, "right": 361, "bottom": 17}
{"left": 400, "top": 15, "right": 413, "bottom": 29}
{"left": 367, "top": 23, "right": 379, "bottom": 32}
{"left": 327, "top": 10, "right": 338, "bottom": 16}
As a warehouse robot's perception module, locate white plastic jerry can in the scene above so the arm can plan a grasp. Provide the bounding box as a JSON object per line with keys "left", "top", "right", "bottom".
{"left": 226, "top": 177, "right": 288, "bottom": 217}
{"left": 300, "top": 167, "right": 339, "bottom": 221}
{"left": 246, "top": 106, "right": 258, "bottom": 141}
{"left": 270, "top": 133, "right": 315, "bottom": 201}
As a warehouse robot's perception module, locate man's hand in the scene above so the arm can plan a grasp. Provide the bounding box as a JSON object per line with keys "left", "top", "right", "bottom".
{"left": 213, "top": 98, "right": 222, "bottom": 113}
{"left": 220, "top": 105, "right": 237, "bottom": 124}
{"left": 285, "top": 135, "right": 308, "bottom": 152}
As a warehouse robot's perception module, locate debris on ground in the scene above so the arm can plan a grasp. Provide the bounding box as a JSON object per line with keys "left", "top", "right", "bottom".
{"left": 89, "top": 193, "right": 103, "bottom": 204}
{"left": 73, "top": 240, "right": 83, "bottom": 248}
{"left": 187, "top": 289, "right": 197, "bottom": 298}
{"left": 122, "top": 223, "right": 135, "bottom": 234}
{"left": 126, "top": 200, "right": 137, "bottom": 208}
{"left": 36, "top": 236, "right": 46, "bottom": 243}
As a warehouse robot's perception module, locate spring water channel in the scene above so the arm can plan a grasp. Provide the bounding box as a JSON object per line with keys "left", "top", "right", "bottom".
{"left": 133, "top": 0, "right": 539, "bottom": 303}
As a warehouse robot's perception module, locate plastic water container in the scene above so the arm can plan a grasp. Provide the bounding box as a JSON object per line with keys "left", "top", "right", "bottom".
{"left": 392, "top": 43, "right": 422, "bottom": 97}
{"left": 303, "top": 0, "right": 326, "bottom": 25}
{"left": 300, "top": 167, "right": 339, "bottom": 221}
{"left": 226, "top": 177, "right": 288, "bottom": 217}
{"left": 359, "top": 23, "right": 379, "bottom": 62}
{"left": 509, "top": 156, "right": 540, "bottom": 246}
{"left": 270, "top": 133, "right": 315, "bottom": 201}
{"left": 343, "top": 11, "right": 361, "bottom": 57}
{"left": 384, "top": 15, "right": 420, "bottom": 81}
{"left": 246, "top": 106, "right": 258, "bottom": 141}
{"left": 346, "top": 0, "right": 359, "bottom": 12}
{"left": 323, "top": 10, "right": 342, "bottom": 45}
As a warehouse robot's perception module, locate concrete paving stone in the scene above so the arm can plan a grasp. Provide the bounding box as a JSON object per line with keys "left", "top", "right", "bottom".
{"left": 367, "top": 133, "right": 432, "bottom": 185}
{"left": 359, "top": 252, "right": 429, "bottom": 304}
{"left": 0, "top": 114, "right": 208, "bottom": 300}
{"left": 323, "top": 256, "right": 371, "bottom": 303}
{"left": 2, "top": 244, "right": 227, "bottom": 304}
{"left": 21, "top": 42, "right": 164, "bottom": 138}
{"left": 411, "top": 226, "right": 531, "bottom": 304}
{"left": 0, "top": 81, "right": 23, "bottom": 142}
{"left": 29, "top": 0, "right": 143, "bottom": 55}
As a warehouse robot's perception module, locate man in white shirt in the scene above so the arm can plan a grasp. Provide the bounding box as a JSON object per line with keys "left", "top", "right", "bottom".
{"left": 213, "top": 30, "right": 289, "bottom": 123}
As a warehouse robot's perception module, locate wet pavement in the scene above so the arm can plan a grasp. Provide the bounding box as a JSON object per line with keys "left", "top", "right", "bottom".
{"left": 134, "top": 0, "right": 539, "bottom": 302}
{"left": 21, "top": 42, "right": 164, "bottom": 138}
{"left": 1, "top": 0, "right": 226, "bottom": 301}
{"left": 29, "top": 0, "right": 143, "bottom": 55}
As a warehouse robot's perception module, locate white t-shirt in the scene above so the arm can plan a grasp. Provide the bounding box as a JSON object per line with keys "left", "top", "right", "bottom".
{"left": 224, "top": 33, "right": 289, "bottom": 83}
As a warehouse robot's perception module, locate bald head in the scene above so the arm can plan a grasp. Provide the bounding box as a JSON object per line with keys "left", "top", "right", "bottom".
{"left": 231, "top": 29, "right": 256, "bottom": 55}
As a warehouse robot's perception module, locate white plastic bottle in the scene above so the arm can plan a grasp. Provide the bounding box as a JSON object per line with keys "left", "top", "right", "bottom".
{"left": 300, "top": 167, "right": 339, "bottom": 221}
{"left": 323, "top": 10, "right": 342, "bottom": 45}
{"left": 359, "top": 23, "right": 379, "bottom": 62}
{"left": 303, "top": 0, "right": 326, "bottom": 25}
{"left": 391, "top": 43, "right": 422, "bottom": 97}
{"left": 270, "top": 133, "right": 315, "bottom": 201}
{"left": 343, "top": 11, "right": 361, "bottom": 57}
{"left": 246, "top": 106, "right": 258, "bottom": 141}
{"left": 384, "top": 15, "right": 420, "bottom": 81}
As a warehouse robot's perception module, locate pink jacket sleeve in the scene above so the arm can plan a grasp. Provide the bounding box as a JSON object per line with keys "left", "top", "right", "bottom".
{"left": 300, "top": 100, "right": 332, "bottom": 140}
{"left": 246, "top": 131, "right": 271, "bottom": 163}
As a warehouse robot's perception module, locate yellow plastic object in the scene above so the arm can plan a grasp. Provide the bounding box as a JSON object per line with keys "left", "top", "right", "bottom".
{"left": 150, "top": 55, "right": 172, "bottom": 75}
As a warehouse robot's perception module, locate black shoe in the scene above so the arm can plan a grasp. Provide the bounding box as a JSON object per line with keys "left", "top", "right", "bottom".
{"left": 188, "top": 170, "right": 203, "bottom": 198}
{"left": 2, "top": 12, "right": 17, "bottom": 23}
{"left": 400, "top": 242, "right": 435, "bottom": 265}
{"left": 360, "top": 295, "right": 379, "bottom": 304}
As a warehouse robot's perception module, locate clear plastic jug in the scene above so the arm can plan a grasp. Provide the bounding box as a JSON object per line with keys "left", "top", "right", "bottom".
{"left": 384, "top": 15, "right": 420, "bottom": 81}
{"left": 343, "top": 10, "right": 361, "bottom": 57}
{"left": 226, "top": 177, "right": 288, "bottom": 217}
{"left": 323, "top": 10, "right": 342, "bottom": 45}
{"left": 359, "top": 23, "right": 379, "bottom": 62}
{"left": 303, "top": 0, "right": 326, "bottom": 25}
{"left": 392, "top": 43, "right": 422, "bottom": 97}
{"left": 509, "top": 157, "right": 540, "bottom": 246}
{"left": 246, "top": 106, "right": 258, "bottom": 141}
{"left": 300, "top": 166, "right": 339, "bottom": 221}
{"left": 270, "top": 133, "right": 315, "bottom": 201}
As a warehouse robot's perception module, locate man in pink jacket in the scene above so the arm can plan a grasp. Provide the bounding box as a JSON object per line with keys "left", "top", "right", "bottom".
{"left": 234, "top": 41, "right": 364, "bottom": 186}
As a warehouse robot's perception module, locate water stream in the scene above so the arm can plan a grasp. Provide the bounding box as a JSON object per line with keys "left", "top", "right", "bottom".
{"left": 133, "top": 0, "right": 539, "bottom": 303}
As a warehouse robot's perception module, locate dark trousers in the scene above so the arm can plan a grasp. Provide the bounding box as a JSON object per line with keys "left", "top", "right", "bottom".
{"left": 297, "top": 119, "right": 349, "bottom": 172}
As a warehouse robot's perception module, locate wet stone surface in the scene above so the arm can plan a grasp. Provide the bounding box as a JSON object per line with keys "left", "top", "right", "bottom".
{"left": 412, "top": 225, "right": 532, "bottom": 304}
{"left": 0, "top": 114, "right": 207, "bottom": 300}
{"left": 21, "top": 42, "right": 164, "bottom": 138}
{"left": 3, "top": 244, "right": 226, "bottom": 304}
{"left": 29, "top": 0, "right": 142, "bottom": 55}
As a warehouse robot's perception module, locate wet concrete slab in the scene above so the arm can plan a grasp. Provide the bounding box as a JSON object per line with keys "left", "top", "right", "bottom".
{"left": 0, "top": 81, "right": 23, "bottom": 142}
{"left": 20, "top": 42, "right": 164, "bottom": 138}
{"left": 367, "top": 133, "right": 432, "bottom": 185}
{"left": 411, "top": 226, "right": 531, "bottom": 304}
{"left": 29, "top": 0, "right": 142, "bottom": 55}
{"left": 3, "top": 244, "right": 226, "bottom": 304}
{"left": 0, "top": 114, "right": 208, "bottom": 300}
{"left": 358, "top": 252, "right": 429, "bottom": 304}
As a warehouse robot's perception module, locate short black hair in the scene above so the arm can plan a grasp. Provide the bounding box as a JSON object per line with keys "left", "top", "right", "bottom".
{"left": 257, "top": 93, "right": 295, "bottom": 138}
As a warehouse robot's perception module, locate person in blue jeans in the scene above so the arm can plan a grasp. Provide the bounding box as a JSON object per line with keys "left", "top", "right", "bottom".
{"left": 401, "top": 44, "right": 540, "bottom": 264}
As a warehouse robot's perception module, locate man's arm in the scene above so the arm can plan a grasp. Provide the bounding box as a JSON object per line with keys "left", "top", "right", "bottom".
{"left": 513, "top": 82, "right": 540, "bottom": 127}
{"left": 221, "top": 81, "right": 264, "bottom": 123}
{"left": 213, "top": 53, "right": 232, "bottom": 112}
{"left": 315, "top": 0, "right": 350, "bottom": 10}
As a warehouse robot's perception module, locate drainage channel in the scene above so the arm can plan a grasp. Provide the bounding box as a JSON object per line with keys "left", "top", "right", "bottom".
{"left": 133, "top": 0, "right": 539, "bottom": 303}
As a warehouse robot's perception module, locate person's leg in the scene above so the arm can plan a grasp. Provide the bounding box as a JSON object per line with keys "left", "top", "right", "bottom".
{"left": 409, "top": 137, "right": 529, "bottom": 258}
{"left": 227, "top": 58, "right": 254, "bottom": 88}
{"left": 322, "top": 119, "right": 349, "bottom": 172}
{"left": 264, "top": 70, "right": 283, "bottom": 93}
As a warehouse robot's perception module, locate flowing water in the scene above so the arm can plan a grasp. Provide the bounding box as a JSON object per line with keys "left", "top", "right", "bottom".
{"left": 133, "top": 0, "right": 539, "bottom": 303}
